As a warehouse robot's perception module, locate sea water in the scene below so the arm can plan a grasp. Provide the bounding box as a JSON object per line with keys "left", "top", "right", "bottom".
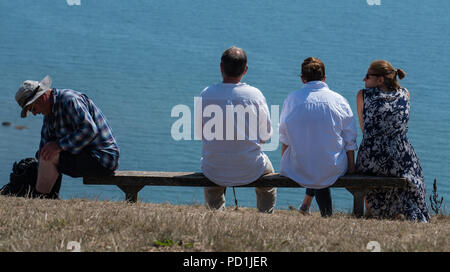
{"left": 1, "top": 0, "right": 449, "bottom": 212}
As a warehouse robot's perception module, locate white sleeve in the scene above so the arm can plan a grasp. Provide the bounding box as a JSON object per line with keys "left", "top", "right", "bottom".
{"left": 193, "top": 93, "right": 205, "bottom": 141}
{"left": 258, "top": 96, "right": 272, "bottom": 142}
{"left": 279, "top": 98, "right": 290, "bottom": 145}
{"left": 341, "top": 102, "right": 357, "bottom": 151}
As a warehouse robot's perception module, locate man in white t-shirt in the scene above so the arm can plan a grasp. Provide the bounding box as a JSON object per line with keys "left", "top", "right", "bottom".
{"left": 195, "top": 46, "right": 276, "bottom": 213}
{"left": 279, "top": 57, "right": 357, "bottom": 217}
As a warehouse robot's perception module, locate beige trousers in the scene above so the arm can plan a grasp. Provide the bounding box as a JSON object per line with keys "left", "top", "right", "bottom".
{"left": 204, "top": 156, "right": 277, "bottom": 213}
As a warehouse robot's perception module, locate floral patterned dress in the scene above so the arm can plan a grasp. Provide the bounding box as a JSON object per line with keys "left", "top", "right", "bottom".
{"left": 356, "top": 87, "right": 430, "bottom": 222}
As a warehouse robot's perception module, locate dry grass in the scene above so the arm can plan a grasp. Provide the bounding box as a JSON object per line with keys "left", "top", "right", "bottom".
{"left": 0, "top": 196, "right": 448, "bottom": 252}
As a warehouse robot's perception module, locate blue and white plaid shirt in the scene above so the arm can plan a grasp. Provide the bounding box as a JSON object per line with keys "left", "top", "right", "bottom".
{"left": 39, "top": 89, "right": 119, "bottom": 170}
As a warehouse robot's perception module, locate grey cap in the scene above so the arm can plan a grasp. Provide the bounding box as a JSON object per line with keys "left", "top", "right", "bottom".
{"left": 15, "top": 75, "right": 52, "bottom": 118}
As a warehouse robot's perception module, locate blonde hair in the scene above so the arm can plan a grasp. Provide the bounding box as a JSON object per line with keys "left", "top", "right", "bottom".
{"left": 369, "top": 60, "right": 406, "bottom": 91}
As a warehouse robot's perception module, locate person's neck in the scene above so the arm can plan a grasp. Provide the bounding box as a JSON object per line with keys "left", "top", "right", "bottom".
{"left": 44, "top": 90, "right": 54, "bottom": 116}
{"left": 222, "top": 77, "right": 242, "bottom": 84}
{"left": 378, "top": 85, "right": 392, "bottom": 93}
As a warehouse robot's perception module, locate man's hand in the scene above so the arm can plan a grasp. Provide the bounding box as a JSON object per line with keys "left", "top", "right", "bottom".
{"left": 40, "top": 142, "right": 62, "bottom": 161}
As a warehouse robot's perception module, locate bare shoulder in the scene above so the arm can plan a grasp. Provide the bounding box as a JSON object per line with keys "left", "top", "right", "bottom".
{"left": 357, "top": 89, "right": 364, "bottom": 100}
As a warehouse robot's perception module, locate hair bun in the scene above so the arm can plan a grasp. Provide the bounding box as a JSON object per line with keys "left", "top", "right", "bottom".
{"left": 396, "top": 68, "right": 406, "bottom": 80}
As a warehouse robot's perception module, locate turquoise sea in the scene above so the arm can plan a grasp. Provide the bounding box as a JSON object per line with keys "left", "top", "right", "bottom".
{"left": 1, "top": 0, "right": 449, "bottom": 212}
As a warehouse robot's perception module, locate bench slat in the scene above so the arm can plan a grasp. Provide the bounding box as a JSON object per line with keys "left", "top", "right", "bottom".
{"left": 83, "top": 171, "right": 408, "bottom": 218}
{"left": 83, "top": 171, "right": 407, "bottom": 189}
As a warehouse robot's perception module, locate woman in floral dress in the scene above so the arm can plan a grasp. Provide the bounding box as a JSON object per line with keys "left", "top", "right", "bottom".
{"left": 356, "top": 60, "right": 430, "bottom": 222}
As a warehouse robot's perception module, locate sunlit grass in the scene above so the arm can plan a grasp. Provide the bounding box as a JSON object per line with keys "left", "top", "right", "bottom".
{"left": 0, "top": 196, "right": 448, "bottom": 252}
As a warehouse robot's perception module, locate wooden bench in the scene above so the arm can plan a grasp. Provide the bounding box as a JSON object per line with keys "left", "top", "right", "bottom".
{"left": 83, "top": 171, "right": 407, "bottom": 218}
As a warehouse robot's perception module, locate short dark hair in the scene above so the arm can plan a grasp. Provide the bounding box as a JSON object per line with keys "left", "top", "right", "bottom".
{"left": 301, "top": 57, "right": 325, "bottom": 82}
{"left": 221, "top": 47, "right": 247, "bottom": 77}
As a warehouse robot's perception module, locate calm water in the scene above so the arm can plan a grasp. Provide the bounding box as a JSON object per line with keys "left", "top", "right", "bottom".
{"left": 1, "top": 0, "right": 449, "bottom": 212}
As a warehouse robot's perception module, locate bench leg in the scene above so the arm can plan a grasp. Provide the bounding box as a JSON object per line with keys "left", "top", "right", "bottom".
{"left": 117, "top": 185, "right": 144, "bottom": 203}
{"left": 346, "top": 188, "right": 367, "bottom": 218}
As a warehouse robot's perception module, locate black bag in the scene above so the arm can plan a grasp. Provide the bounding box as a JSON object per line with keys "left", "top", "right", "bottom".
{"left": 0, "top": 158, "right": 59, "bottom": 199}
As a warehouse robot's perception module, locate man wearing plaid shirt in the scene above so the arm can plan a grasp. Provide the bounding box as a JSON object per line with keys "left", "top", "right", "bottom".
{"left": 15, "top": 76, "right": 119, "bottom": 197}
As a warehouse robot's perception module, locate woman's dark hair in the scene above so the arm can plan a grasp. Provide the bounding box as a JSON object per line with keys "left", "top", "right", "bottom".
{"left": 221, "top": 47, "right": 247, "bottom": 77}
{"left": 369, "top": 60, "right": 406, "bottom": 91}
{"left": 301, "top": 57, "right": 325, "bottom": 82}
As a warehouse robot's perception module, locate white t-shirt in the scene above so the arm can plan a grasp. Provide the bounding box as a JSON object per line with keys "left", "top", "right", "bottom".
{"left": 279, "top": 81, "right": 357, "bottom": 189}
{"left": 195, "top": 82, "right": 272, "bottom": 186}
